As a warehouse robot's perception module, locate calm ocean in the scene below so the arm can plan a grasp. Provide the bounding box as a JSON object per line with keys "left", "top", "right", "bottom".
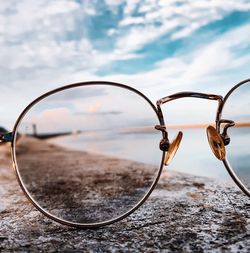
{"left": 48, "top": 127, "right": 248, "bottom": 181}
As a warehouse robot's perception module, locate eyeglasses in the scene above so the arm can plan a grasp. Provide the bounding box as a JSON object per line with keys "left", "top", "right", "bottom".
{"left": 0, "top": 79, "right": 249, "bottom": 228}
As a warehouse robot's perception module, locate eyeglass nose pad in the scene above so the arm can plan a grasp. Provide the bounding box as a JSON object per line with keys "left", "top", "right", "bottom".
{"left": 164, "top": 131, "right": 183, "bottom": 166}
{"left": 206, "top": 125, "right": 226, "bottom": 160}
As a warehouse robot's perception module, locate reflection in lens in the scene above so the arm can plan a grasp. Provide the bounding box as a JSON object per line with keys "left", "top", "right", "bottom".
{"left": 14, "top": 84, "right": 162, "bottom": 225}
{"left": 222, "top": 80, "right": 250, "bottom": 190}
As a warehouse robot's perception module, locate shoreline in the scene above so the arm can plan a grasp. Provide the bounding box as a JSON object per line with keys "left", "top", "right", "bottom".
{"left": 0, "top": 135, "right": 235, "bottom": 183}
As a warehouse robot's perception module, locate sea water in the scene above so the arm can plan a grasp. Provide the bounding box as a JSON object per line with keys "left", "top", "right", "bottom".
{"left": 49, "top": 127, "right": 248, "bottom": 181}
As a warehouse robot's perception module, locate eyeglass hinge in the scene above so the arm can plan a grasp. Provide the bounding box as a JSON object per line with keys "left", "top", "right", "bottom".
{"left": 218, "top": 119, "right": 235, "bottom": 146}
{"left": 155, "top": 125, "right": 170, "bottom": 151}
{"left": 0, "top": 132, "right": 14, "bottom": 143}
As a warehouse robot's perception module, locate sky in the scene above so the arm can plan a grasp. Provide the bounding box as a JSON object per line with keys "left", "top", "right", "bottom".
{"left": 1, "top": 0, "right": 250, "bottom": 129}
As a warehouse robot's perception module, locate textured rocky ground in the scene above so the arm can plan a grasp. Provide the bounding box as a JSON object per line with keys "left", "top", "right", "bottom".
{"left": 0, "top": 143, "right": 250, "bottom": 252}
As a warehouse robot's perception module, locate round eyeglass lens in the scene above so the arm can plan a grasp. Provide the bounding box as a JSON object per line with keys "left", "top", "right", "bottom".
{"left": 13, "top": 83, "right": 163, "bottom": 225}
{"left": 221, "top": 80, "right": 250, "bottom": 191}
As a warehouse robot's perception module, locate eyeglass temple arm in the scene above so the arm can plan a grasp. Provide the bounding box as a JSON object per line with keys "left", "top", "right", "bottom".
{"left": 0, "top": 132, "right": 13, "bottom": 144}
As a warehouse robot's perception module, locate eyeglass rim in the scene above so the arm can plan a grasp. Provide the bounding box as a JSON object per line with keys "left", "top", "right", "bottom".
{"left": 9, "top": 78, "right": 250, "bottom": 228}
{"left": 10, "top": 80, "right": 165, "bottom": 228}
{"left": 218, "top": 78, "right": 250, "bottom": 198}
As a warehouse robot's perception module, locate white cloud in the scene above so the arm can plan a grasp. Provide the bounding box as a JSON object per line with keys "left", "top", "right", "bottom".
{"left": 2, "top": 0, "right": 250, "bottom": 80}
{"left": 124, "top": 0, "right": 142, "bottom": 15}
{"left": 183, "top": 42, "right": 233, "bottom": 80}
{"left": 183, "top": 24, "right": 250, "bottom": 80}
{"left": 115, "top": 25, "right": 163, "bottom": 53}
{"left": 2, "top": 1, "right": 81, "bottom": 39}
{"left": 119, "top": 16, "right": 145, "bottom": 26}
{"left": 96, "top": 23, "right": 250, "bottom": 97}
{"left": 1, "top": 0, "right": 250, "bottom": 127}
{"left": 4, "top": 39, "right": 95, "bottom": 70}
{"left": 105, "top": 0, "right": 125, "bottom": 6}
{"left": 112, "top": 0, "right": 250, "bottom": 57}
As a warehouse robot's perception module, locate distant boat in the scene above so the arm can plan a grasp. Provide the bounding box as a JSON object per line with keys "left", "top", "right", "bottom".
{"left": 28, "top": 124, "right": 81, "bottom": 140}
{"left": 29, "top": 131, "right": 75, "bottom": 140}
{"left": 0, "top": 126, "right": 80, "bottom": 141}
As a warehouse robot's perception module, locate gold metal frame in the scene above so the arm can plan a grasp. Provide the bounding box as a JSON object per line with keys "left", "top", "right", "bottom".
{"left": 0, "top": 78, "right": 249, "bottom": 228}
{"left": 10, "top": 81, "right": 166, "bottom": 229}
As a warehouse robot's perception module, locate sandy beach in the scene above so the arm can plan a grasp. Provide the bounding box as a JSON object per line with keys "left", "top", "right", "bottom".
{"left": 0, "top": 136, "right": 249, "bottom": 252}
{"left": 13, "top": 136, "right": 160, "bottom": 224}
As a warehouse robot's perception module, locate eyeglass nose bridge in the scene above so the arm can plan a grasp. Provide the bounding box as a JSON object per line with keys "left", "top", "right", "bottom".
{"left": 157, "top": 92, "right": 223, "bottom": 106}
{"left": 155, "top": 91, "right": 224, "bottom": 166}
